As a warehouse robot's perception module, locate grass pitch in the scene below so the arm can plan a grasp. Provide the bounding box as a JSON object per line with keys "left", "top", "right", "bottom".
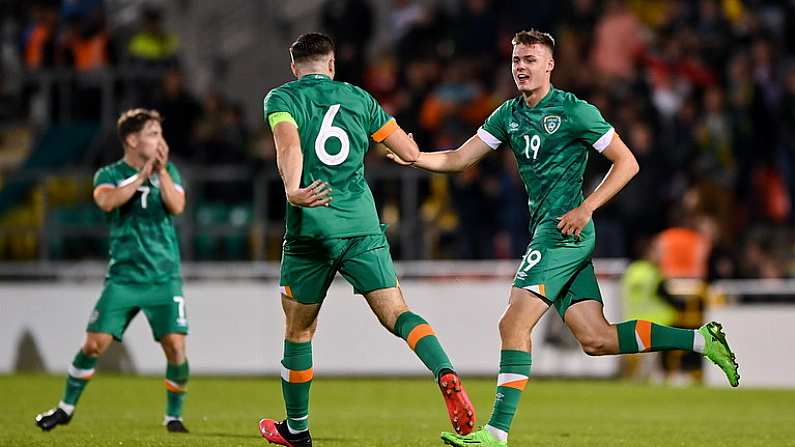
{"left": 1, "top": 374, "right": 793, "bottom": 446}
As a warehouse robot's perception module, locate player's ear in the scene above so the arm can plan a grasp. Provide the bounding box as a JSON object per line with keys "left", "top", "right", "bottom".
{"left": 547, "top": 57, "right": 555, "bottom": 73}
{"left": 328, "top": 56, "right": 335, "bottom": 78}
{"left": 290, "top": 62, "right": 299, "bottom": 78}
{"left": 125, "top": 133, "right": 138, "bottom": 149}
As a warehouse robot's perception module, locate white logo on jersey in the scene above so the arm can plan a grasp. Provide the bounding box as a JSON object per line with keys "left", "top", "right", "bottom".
{"left": 543, "top": 115, "right": 561, "bottom": 134}
{"left": 509, "top": 122, "right": 519, "bottom": 130}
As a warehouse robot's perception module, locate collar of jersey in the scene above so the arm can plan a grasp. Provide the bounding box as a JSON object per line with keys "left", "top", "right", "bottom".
{"left": 520, "top": 85, "right": 556, "bottom": 110}
{"left": 300, "top": 73, "right": 331, "bottom": 81}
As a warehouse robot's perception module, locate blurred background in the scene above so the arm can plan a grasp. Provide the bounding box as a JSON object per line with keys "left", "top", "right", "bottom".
{"left": 1, "top": 0, "right": 794, "bottom": 386}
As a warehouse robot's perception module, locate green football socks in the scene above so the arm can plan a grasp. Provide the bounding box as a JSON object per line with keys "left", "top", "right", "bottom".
{"left": 485, "top": 350, "right": 531, "bottom": 440}
{"left": 281, "top": 340, "right": 313, "bottom": 433}
{"left": 617, "top": 320, "right": 704, "bottom": 353}
{"left": 59, "top": 350, "right": 97, "bottom": 413}
{"left": 165, "top": 361, "right": 189, "bottom": 418}
{"left": 394, "top": 311, "right": 454, "bottom": 379}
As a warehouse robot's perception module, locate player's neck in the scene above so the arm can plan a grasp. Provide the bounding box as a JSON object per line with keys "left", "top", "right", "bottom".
{"left": 123, "top": 152, "right": 146, "bottom": 171}
{"left": 522, "top": 83, "right": 551, "bottom": 108}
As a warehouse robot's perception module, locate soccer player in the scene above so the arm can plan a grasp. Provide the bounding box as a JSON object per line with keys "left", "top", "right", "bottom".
{"left": 386, "top": 30, "right": 740, "bottom": 447}
{"left": 257, "top": 33, "right": 475, "bottom": 447}
{"left": 34, "top": 109, "right": 191, "bottom": 433}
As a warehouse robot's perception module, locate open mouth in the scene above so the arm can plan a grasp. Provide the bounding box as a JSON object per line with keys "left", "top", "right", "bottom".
{"left": 516, "top": 74, "right": 529, "bottom": 82}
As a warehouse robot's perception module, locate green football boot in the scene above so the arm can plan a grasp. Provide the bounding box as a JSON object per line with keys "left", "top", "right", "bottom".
{"left": 699, "top": 321, "right": 740, "bottom": 387}
{"left": 441, "top": 428, "right": 507, "bottom": 447}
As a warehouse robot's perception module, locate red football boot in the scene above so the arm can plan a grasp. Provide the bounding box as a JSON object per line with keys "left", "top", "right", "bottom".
{"left": 438, "top": 371, "right": 476, "bottom": 435}
{"left": 259, "top": 418, "right": 312, "bottom": 447}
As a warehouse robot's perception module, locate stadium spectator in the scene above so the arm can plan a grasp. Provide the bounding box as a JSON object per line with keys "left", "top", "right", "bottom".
{"left": 127, "top": 6, "right": 177, "bottom": 67}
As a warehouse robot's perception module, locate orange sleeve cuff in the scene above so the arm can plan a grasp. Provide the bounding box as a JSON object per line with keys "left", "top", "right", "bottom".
{"left": 371, "top": 119, "right": 399, "bottom": 143}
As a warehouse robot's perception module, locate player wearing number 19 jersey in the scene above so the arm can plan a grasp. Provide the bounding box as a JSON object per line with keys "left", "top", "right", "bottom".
{"left": 35, "top": 109, "right": 191, "bottom": 434}
{"left": 257, "top": 33, "right": 475, "bottom": 447}
{"left": 385, "top": 30, "right": 740, "bottom": 447}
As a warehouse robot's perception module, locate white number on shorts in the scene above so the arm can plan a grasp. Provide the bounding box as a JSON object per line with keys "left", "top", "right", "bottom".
{"left": 521, "top": 249, "right": 542, "bottom": 272}
{"left": 173, "top": 296, "right": 186, "bottom": 325}
{"left": 315, "top": 104, "right": 350, "bottom": 166}
{"left": 137, "top": 186, "right": 150, "bottom": 208}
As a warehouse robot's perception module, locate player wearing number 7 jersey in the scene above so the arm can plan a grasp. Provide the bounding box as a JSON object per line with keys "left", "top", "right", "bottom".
{"left": 258, "top": 33, "right": 475, "bottom": 447}
{"left": 386, "top": 30, "right": 740, "bottom": 447}
{"left": 35, "top": 109, "right": 191, "bottom": 434}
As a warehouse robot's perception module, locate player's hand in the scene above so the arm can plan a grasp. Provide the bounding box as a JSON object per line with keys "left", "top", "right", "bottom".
{"left": 385, "top": 151, "right": 414, "bottom": 166}
{"left": 557, "top": 205, "right": 592, "bottom": 238}
{"left": 139, "top": 158, "right": 155, "bottom": 180}
{"left": 286, "top": 180, "right": 332, "bottom": 208}
{"left": 154, "top": 139, "right": 169, "bottom": 172}
{"left": 385, "top": 132, "right": 418, "bottom": 166}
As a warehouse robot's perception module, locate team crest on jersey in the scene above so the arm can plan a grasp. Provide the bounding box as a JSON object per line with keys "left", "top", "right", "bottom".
{"left": 509, "top": 122, "right": 519, "bottom": 131}
{"left": 543, "top": 115, "right": 561, "bottom": 134}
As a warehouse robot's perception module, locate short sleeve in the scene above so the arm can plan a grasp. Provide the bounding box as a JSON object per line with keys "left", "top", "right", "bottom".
{"left": 365, "top": 90, "right": 397, "bottom": 142}
{"left": 478, "top": 101, "right": 511, "bottom": 150}
{"left": 263, "top": 88, "right": 293, "bottom": 124}
{"left": 571, "top": 100, "right": 614, "bottom": 152}
{"left": 167, "top": 162, "right": 184, "bottom": 193}
{"left": 93, "top": 167, "right": 115, "bottom": 188}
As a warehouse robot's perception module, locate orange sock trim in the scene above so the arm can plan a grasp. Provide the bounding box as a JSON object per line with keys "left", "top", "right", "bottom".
{"left": 406, "top": 324, "right": 435, "bottom": 350}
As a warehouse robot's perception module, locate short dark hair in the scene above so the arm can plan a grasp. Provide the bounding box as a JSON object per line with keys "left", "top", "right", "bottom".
{"left": 117, "top": 108, "right": 162, "bottom": 145}
{"left": 512, "top": 30, "right": 555, "bottom": 53}
{"left": 289, "top": 33, "right": 335, "bottom": 64}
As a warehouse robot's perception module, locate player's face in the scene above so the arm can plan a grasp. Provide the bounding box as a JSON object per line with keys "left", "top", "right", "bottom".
{"left": 512, "top": 44, "right": 553, "bottom": 94}
{"left": 129, "top": 120, "right": 163, "bottom": 160}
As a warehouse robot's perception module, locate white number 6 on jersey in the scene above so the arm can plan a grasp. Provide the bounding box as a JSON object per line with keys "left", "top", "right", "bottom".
{"left": 315, "top": 104, "right": 350, "bottom": 166}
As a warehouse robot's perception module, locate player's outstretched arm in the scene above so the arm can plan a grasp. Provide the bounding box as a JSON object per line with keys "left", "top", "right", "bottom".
{"left": 272, "top": 121, "right": 331, "bottom": 208}
{"left": 155, "top": 139, "right": 186, "bottom": 215}
{"left": 558, "top": 133, "right": 639, "bottom": 237}
{"left": 93, "top": 159, "right": 154, "bottom": 212}
{"left": 385, "top": 134, "right": 492, "bottom": 173}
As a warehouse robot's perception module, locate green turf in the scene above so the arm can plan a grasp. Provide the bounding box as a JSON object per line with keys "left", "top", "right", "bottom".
{"left": 2, "top": 374, "right": 794, "bottom": 446}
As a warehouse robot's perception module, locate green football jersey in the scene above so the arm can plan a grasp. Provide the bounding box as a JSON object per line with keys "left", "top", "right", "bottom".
{"left": 93, "top": 160, "right": 183, "bottom": 284}
{"left": 479, "top": 87, "right": 614, "bottom": 234}
{"left": 264, "top": 73, "right": 397, "bottom": 240}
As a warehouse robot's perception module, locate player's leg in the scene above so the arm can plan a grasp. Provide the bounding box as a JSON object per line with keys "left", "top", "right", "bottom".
{"left": 160, "top": 333, "right": 189, "bottom": 432}
{"left": 562, "top": 264, "right": 739, "bottom": 386}
{"left": 339, "top": 232, "right": 475, "bottom": 434}
{"left": 36, "top": 282, "right": 135, "bottom": 431}
{"left": 143, "top": 281, "right": 191, "bottom": 432}
{"left": 442, "top": 287, "right": 548, "bottom": 447}
{"left": 260, "top": 239, "right": 332, "bottom": 447}
{"left": 259, "top": 295, "right": 321, "bottom": 447}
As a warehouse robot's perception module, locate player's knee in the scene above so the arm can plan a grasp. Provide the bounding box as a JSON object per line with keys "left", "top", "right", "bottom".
{"left": 82, "top": 338, "right": 107, "bottom": 357}
{"left": 161, "top": 335, "right": 186, "bottom": 361}
{"left": 579, "top": 334, "right": 609, "bottom": 356}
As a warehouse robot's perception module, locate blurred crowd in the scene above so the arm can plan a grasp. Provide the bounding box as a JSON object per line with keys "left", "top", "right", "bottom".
{"left": 2, "top": 0, "right": 795, "bottom": 279}
{"left": 2, "top": 0, "right": 252, "bottom": 164}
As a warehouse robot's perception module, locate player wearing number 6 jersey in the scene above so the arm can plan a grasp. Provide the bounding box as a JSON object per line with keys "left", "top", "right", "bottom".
{"left": 258, "top": 33, "right": 475, "bottom": 447}
{"left": 386, "top": 30, "right": 740, "bottom": 447}
{"left": 35, "top": 109, "right": 191, "bottom": 434}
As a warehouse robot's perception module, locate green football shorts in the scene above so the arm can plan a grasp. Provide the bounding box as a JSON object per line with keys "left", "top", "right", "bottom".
{"left": 512, "top": 219, "right": 602, "bottom": 317}
{"left": 86, "top": 279, "right": 188, "bottom": 341}
{"left": 279, "top": 227, "right": 398, "bottom": 305}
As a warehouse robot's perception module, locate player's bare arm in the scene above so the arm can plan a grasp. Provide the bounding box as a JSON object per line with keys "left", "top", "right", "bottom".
{"left": 93, "top": 159, "right": 154, "bottom": 212}
{"left": 381, "top": 127, "right": 419, "bottom": 164}
{"left": 557, "top": 133, "right": 639, "bottom": 237}
{"left": 155, "top": 139, "right": 186, "bottom": 215}
{"left": 273, "top": 121, "right": 331, "bottom": 208}
{"left": 386, "top": 134, "right": 492, "bottom": 173}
